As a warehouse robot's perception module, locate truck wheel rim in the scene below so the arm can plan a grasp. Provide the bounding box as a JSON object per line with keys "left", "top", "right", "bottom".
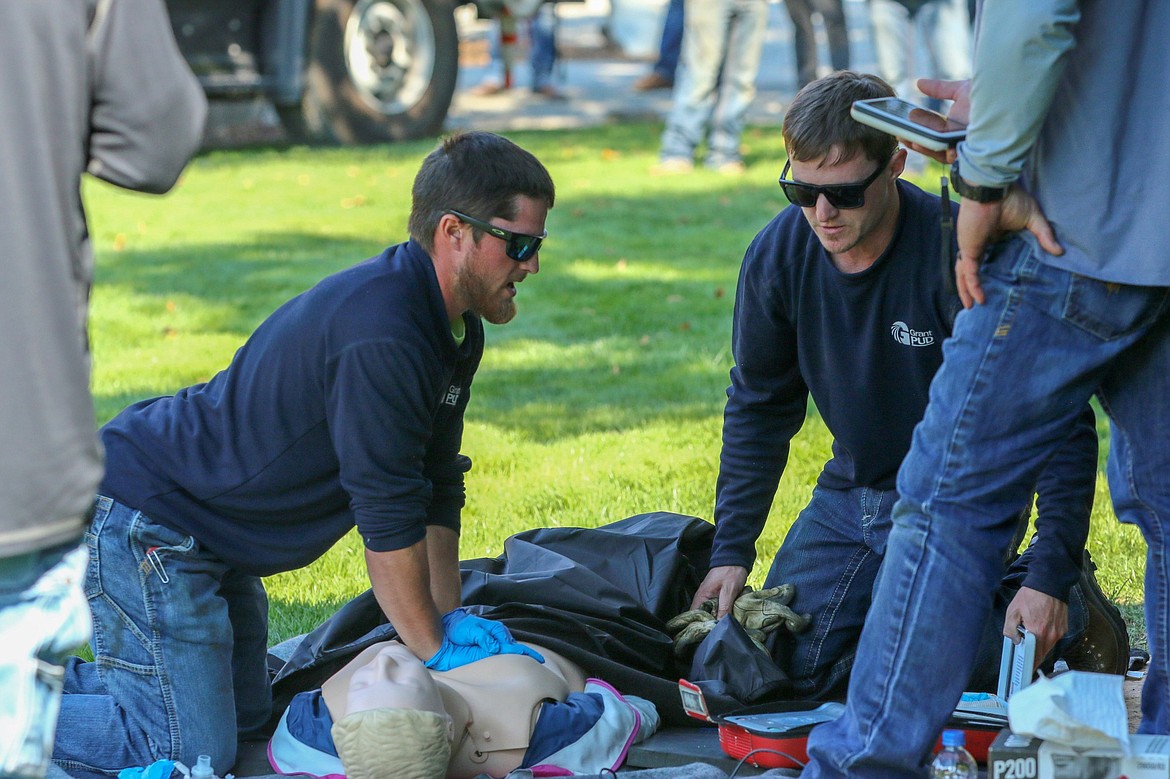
{"left": 344, "top": 0, "right": 436, "bottom": 115}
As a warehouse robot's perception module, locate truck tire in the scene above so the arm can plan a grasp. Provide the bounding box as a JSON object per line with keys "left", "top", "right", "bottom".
{"left": 281, "top": 0, "right": 459, "bottom": 144}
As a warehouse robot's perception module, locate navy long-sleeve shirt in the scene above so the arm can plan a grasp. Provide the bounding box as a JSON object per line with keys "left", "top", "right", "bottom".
{"left": 101, "top": 240, "right": 482, "bottom": 577}
{"left": 712, "top": 180, "right": 1095, "bottom": 599}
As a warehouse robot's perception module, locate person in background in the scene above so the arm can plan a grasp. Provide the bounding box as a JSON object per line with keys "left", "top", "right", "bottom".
{"left": 868, "top": 0, "right": 971, "bottom": 111}
{"left": 473, "top": 3, "right": 563, "bottom": 99}
{"left": 53, "top": 132, "right": 553, "bottom": 779}
{"left": 802, "top": 2, "right": 1170, "bottom": 775}
{"left": 656, "top": 0, "right": 769, "bottom": 175}
{"left": 0, "top": 1, "right": 205, "bottom": 777}
{"left": 782, "top": 0, "right": 850, "bottom": 89}
{"left": 633, "top": 0, "right": 684, "bottom": 92}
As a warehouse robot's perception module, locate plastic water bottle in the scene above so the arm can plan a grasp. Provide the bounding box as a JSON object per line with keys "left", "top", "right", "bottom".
{"left": 931, "top": 730, "right": 978, "bottom": 778}
{"left": 189, "top": 756, "right": 217, "bottom": 779}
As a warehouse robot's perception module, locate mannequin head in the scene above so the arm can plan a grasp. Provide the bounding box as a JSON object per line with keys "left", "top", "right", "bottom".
{"left": 320, "top": 640, "right": 586, "bottom": 779}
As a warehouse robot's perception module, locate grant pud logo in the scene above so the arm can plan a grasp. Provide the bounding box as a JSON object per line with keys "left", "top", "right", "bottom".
{"left": 444, "top": 385, "right": 462, "bottom": 406}
{"left": 890, "top": 321, "right": 935, "bottom": 347}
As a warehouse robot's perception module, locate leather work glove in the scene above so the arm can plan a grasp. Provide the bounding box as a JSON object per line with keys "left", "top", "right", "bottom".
{"left": 670, "top": 618, "right": 716, "bottom": 657}
{"left": 664, "top": 597, "right": 718, "bottom": 634}
{"left": 744, "top": 627, "right": 770, "bottom": 655}
{"left": 732, "top": 584, "right": 811, "bottom": 634}
{"left": 665, "top": 598, "right": 718, "bottom": 656}
{"left": 425, "top": 608, "right": 545, "bottom": 671}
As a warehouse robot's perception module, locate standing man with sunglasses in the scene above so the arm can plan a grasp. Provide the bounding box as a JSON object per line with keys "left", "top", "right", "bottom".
{"left": 691, "top": 71, "right": 1123, "bottom": 700}
{"left": 54, "top": 131, "right": 552, "bottom": 778}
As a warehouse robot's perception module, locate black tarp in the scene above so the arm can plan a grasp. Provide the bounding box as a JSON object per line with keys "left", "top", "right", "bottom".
{"left": 269, "top": 512, "right": 792, "bottom": 729}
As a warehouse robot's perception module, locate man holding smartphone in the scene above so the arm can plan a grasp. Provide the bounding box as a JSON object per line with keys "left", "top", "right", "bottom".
{"left": 692, "top": 71, "right": 1126, "bottom": 702}
{"left": 802, "top": 2, "right": 1169, "bottom": 776}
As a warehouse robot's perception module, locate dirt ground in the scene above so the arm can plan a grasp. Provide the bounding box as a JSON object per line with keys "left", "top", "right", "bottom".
{"left": 1126, "top": 673, "right": 1145, "bottom": 731}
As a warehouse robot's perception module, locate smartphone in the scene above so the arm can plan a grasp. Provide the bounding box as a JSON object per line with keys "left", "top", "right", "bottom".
{"left": 850, "top": 97, "right": 967, "bottom": 152}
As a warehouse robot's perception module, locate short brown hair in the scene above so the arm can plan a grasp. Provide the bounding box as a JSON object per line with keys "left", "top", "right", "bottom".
{"left": 409, "top": 131, "right": 555, "bottom": 253}
{"left": 782, "top": 71, "right": 898, "bottom": 167}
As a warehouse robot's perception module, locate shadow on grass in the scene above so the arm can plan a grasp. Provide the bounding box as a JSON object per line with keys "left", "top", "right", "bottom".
{"left": 94, "top": 231, "right": 382, "bottom": 330}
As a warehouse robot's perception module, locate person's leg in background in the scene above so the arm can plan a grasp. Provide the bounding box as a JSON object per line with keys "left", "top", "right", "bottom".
{"left": 658, "top": 0, "right": 731, "bottom": 170}
{"left": 1098, "top": 304, "right": 1170, "bottom": 734}
{"left": 917, "top": 0, "right": 971, "bottom": 112}
{"left": 867, "top": 0, "right": 912, "bottom": 100}
{"left": 635, "top": 0, "right": 685, "bottom": 90}
{"left": 704, "top": 0, "right": 767, "bottom": 171}
{"left": 763, "top": 486, "right": 893, "bottom": 700}
{"left": 813, "top": 0, "right": 851, "bottom": 74}
{"left": 471, "top": 18, "right": 507, "bottom": 95}
{"left": 528, "top": 4, "right": 562, "bottom": 99}
{"left": 0, "top": 541, "right": 90, "bottom": 779}
{"left": 783, "top": 0, "right": 818, "bottom": 90}
{"left": 658, "top": 0, "right": 685, "bottom": 84}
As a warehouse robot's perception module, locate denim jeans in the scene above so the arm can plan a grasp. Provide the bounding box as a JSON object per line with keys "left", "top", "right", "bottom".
{"left": 0, "top": 541, "right": 90, "bottom": 779}
{"left": 527, "top": 5, "right": 556, "bottom": 91}
{"left": 869, "top": 0, "right": 971, "bottom": 110}
{"left": 53, "top": 497, "right": 271, "bottom": 779}
{"left": 803, "top": 236, "right": 1170, "bottom": 777}
{"left": 653, "top": 0, "right": 685, "bottom": 81}
{"left": 660, "top": 0, "right": 768, "bottom": 167}
{"left": 489, "top": 5, "right": 557, "bottom": 90}
{"left": 764, "top": 484, "right": 1086, "bottom": 699}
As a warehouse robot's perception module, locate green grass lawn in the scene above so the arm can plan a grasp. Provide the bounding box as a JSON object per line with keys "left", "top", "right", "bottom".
{"left": 83, "top": 123, "right": 1148, "bottom": 650}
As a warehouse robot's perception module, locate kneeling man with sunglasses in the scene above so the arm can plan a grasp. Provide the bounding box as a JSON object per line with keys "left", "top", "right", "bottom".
{"left": 692, "top": 71, "right": 1126, "bottom": 701}
{"left": 55, "top": 131, "right": 553, "bottom": 778}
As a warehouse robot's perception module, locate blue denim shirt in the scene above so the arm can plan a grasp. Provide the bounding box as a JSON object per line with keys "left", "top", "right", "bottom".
{"left": 959, "top": 0, "right": 1170, "bottom": 286}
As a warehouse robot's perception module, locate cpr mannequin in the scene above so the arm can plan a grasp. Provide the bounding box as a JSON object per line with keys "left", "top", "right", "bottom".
{"left": 269, "top": 639, "right": 657, "bottom": 779}
{"left": 328, "top": 640, "right": 584, "bottom": 779}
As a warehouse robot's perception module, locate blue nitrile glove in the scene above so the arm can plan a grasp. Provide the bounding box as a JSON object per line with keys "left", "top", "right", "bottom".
{"left": 424, "top": 638, "right": 496, "bottom": 671}
{"left": 441, "top": 607, "right": 511, "bottom": 651}
{"left": 424, "top": 608, "right": 544, "bottom": 671}
{"left": 118, "top": 760, "right": 177, "bottom": 779}
{"left": 424, "top": 636, "right": 547, "bottom": 671}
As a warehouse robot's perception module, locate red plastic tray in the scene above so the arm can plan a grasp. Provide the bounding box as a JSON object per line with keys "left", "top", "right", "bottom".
{"left": 715, "top": 701, "right": 1000, "bottom": 769}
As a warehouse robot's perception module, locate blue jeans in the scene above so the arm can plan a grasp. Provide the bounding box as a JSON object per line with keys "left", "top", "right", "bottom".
{"left": 764, "top": 485, "right": 1086, "bottom": 699}
{"left": 53, "top": 497, "right": 271, "bottom": 778}
{"left": 528, "top": 5, "right": 556, "bottom": 91}
{"left": 660, "top": 0, "right": 768, "bottom": 167}
{"left": 869, "top": 0, "right": 971, "bottom": 110}
{"left": 489, "top": 5, "right": 557, "bottom": 90}
{"left": 654, "top": 0, "right": 685, "bottom": 81}
{"left": 803, "top": 236, "right": 1170, "bottom": 777}
{"left": 0, "top": 541, "right": 90, "bottom": 779}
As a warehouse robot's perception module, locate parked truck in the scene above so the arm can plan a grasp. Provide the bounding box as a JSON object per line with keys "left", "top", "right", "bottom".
{"left": 166, "top": 0, "right": 549, "bottom": 145}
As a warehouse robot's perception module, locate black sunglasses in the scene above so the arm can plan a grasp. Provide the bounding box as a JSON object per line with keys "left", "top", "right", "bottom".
{"left": 778, "top": 156, "right": 892, "bottom": 209}
{"left": 445, "top": 210, "right": 546, "bottom": 262}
